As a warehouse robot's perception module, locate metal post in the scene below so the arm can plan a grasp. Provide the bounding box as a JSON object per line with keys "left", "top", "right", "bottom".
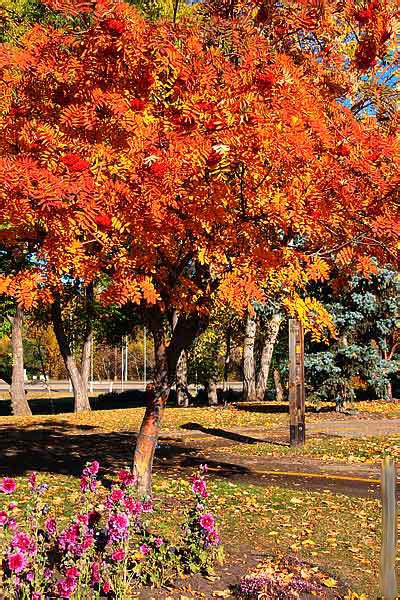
{"left": 380, "top": 457, "right": 397, "bottom": 600}
{"left": 143, "top": 326, "right": 147, "bottom": 390}
{"left": 288, "top": 319, "right": 305, "bottom": 446}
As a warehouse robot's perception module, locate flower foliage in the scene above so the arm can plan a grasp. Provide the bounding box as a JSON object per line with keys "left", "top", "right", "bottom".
{"left": 0, "top": 464, "right": 222, "bottom": 598}
{"left": 0, "top": 0, "right": 398, "bottom": 334}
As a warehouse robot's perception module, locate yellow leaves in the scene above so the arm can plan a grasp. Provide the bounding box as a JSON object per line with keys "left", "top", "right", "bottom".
{"left": 336, "top": 246, "right": 354, "bottom": 266}
{"left": 356, "top": 255, "right": 379, "bottom": 278}
{"left": 322, "top": 577, "right": 337, "bottom": 588}
{"left": 282, "top": 295, "right": 336, "bottom": 341}
{"left": 140, "top": 277, "right": 160, "bottom": 304}
{"left": 306, "top": 256, "right": 330, "bottom": 282}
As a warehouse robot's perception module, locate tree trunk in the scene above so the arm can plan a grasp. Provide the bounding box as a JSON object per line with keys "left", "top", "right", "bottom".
{"left": 8, "top": 307, "right": 31, "bottom": 416}
{"left": 243, "top": 315, "right": 257, "bottom": 402}
{"left": 207, "top": 378, "right": 218, "bottom": 405}
{"left": 222, "top": 329, "right": 231, "bottom": 404}
{"left": 51, "top": 299, "right": 91, "bottom": 413}
{"left": 274, "top": 368, "right": 284, "bottom": 403}
{"left": 133, "top": 310, "right": 204, "bottom": 496}
{"left": 133, "top": 318, "right": 170, "bottom": 497}
{"left": 256, "top": 313, "right": 282, "bottom": 402}
{"left": 80, "top": 329, "right": 92, "bottom": 391}
{"left": 386, "top": 380, "right": 393, "bottom": 402}
{"left": 176, "top": 350, "right": 189, "bottom": 407}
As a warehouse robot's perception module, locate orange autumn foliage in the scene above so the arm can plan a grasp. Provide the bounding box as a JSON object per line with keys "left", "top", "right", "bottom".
{"left": 0, "top": 0, "right": 398, "bottom": 332}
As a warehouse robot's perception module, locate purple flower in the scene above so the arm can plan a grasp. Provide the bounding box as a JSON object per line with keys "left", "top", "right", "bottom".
{"left": 200, "top": 464, "right": 208, "bottom": 472}
{"left": 26, "top": 571, "right": 34, "bottom": 582}
{"left": 199, "top": 513, "right": 215, "bottom": 532}
{"left": 8, "top": 551, "right": 27, "bottom": 573}
{"left": 8, "top": 518, "right": 17, "bottom": 530}
{"left": 139, "top": 543, "right": 151, "bottom": 555}
{"left": 44, "top": 568, "right": 53, "bottom": 579}
{"left": 0, "top": 477, "right": 16, "bottom": 494}
{"left": 154, "top": 536, "right": 163, "bottom": 548}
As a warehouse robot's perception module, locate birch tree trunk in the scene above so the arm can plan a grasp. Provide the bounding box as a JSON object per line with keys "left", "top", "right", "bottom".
{"left": 51, "top": 299, "right": 91, "bottom": 413}
{"left": 8, "top": 306, "right": 31, "bottom": 416}
{"left": 176, "top": 350, "right": 189, "bottom": 407}
{"left": 274, "top": 368, "right": 284, "bottom": 403}
{"left": 256, "top": 313, "right": 282, "bottom": 401}
{"left": 243, "top": 315, "right": 257, "bottom": 402}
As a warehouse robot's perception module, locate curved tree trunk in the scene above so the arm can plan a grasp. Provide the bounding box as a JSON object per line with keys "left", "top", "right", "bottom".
{"left": 51, "top": 298, "right": 91, "bottom": 413}
{"left": 243, "top": 315, "right": 257, "bottom": 402}
{"left": 133, "top": 310, "right": 204, "bottom": 496}
{"left": 8, "top": 306, "right": 31, "bottom": 416}
{"left": 256, "top": 313, "right": 282, "bottom": 402}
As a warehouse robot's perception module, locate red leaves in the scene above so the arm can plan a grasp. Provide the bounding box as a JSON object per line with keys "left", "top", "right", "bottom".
{"left": 203, "top": 117, "right": 226, "bottom": 131}
{"left": 337, "top": 144, "right": 350, "bottom": 157}
{"left": 60, "top": 153, "right": 90, "bottom": 172}
{"left": 355, "top": 39, "right": 377, "bottom": 70}
{"left": 103, "top": 18, "right": 125, "bottom": 36}
{"left": 255, "top": 72, "right": 275, "bottom": 91}
{"left": 206, "top": 151, "right": 222, "bottom": 167}
{"left": 354, "top": 8, "right": 373, "bottom": 24}
{"left": 149, "top": 161, "right": 168, "bottom": 178}
{"left": 95, "top": 213, "right": 112, "bottom": 229}
{"left": 130, "top": 98, "right": 146, "bottom": 112}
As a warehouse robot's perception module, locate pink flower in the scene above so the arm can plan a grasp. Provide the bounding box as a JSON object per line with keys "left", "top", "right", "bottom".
{"left": 191, "top": 477, "right": 208, "bottom": 498}
{"left": 154, "top": 536, "right": 163, "bottom": 548}
{"left": 103, "top": 580, "right": 111, "bottom": 593}
{"left": 111, "top": 547, "right": 126, "bottom": 561}
{"left": 12, "top": 532, "right": 32, "bottom": 552}
{"left": 0, "top": 511, "right": 8, "bottom": 526}
{"left": 139, "top": 543, "right": 151, "bottom": 555}
{"left": 91, "top": 562, "right": 101, "bottom": 583}
{"left": 1, "top": 477, "right": 16, "bottom": 494}
{"left": 142, "top": 499, "right": 153, "bottom": 513}
{"left": 87, "top": 461, "right": 100, "bottom": 476}
{"left": 8, "top": 551, "right": 27, "bottom": 573}
{"left": 28, "top": 472, "right": 37, "bottom": 490}
{"left": 199, "top": 513, "right": 215, "bottom": 532}
{"left": 118, "top": 469, "right": 136, "bottom": 486}
{"left": 110, "top": 488, "right": 124, "bottom": 503}
{"left": 124, "top": 497, "right": 142, "bottom": 515}
{"left": 65, "top": 566, "right": 79, "bottom": 579}
{"left": 57, "top": 576, "right": 77, "bottom": 598}
{"left": 207, "top": 529, "right": 221, "bottom": 545}
{"left": 111, "top": 512, "right": 129, "bottom": 530}
{"left": 32, "top": 594, "right": 42, "bottom": 600}
{"left": 45, "top": 518, "right": 57, "bottom": 535}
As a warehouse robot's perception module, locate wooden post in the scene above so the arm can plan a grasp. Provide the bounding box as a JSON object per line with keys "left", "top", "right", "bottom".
{"left": 380, "top": 457, "right": 397, "bottom": 600}
{"left": 289, "top": 319, "right": 305, "bottom": 446}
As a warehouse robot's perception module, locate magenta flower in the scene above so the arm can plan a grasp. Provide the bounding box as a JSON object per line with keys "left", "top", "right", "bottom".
{"left": 110, "top": 488, "right": 124, "bottom": 503}
{"left": 199, "top": 513, "right": 215, "bottom": 532}
{"left": 0, "top": 477, "right": 16, "bottom": 494}
{"left": 8, "top": 551, "right": 27, "bottom": 573}
{"left": 12, "top": 532, "right": 32, "bottom": 552}
{"left": 191, "top": 477, "right": 208, "bottom": 498}
{"left": 142, "top": 499, "right": 153, "bottom": 513}
{"left": 200, "top": 464, "right": 209, "bottom": 472}
{"left": 207, "top": 529, "right": 221, "bottom": 545}
{"left": 139, "top": 543, "right": 151, "bottom": 555}
{"left": 110, "top": 512, "right": 129, "bottom": 530}
{"left": 87, "top": 461, "right": 100, "bottom": 476}
{"left": 45, "top": 517, "right": 57, "bottom": 535}
{"left": 111, "top": 547, "right": 126, "bottom": 561}
{"left": 28, "top": 472, "right": 37, "bottom": 490}
{"left": 154, "top": 536, "right": 163, "bottom": 548}
{"left": 124, "top": 497, "right": 142, "bottom": 515}
{"left": 0, "top": 511, "right": 8, "bottom": 526}
{"left": 118, "top": 469, "right": 137, "bottom": 486}
{"left": 65, "top": 566, "right": 79, "bottom": 579}
{"left": 103, "top": 580, "right": 111, "bottom": 593}
{"left": 32, "top": 594, "right": 42, "bottom": 600}
{"left": 7, "top": 518, "right": 17, "bottom": 530}
{"left": 57, "top": 576, "right": 77, "bottom": 598}
{"left": 91, "top": 561, "right": 101, "bottom": 583}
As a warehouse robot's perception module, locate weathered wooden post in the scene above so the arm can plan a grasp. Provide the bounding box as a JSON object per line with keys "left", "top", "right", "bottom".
{"left": 380, "top": 457, "right": 397, "bottom": 600}
{"left": 288, "top": 319, "right": 305, "bottom": 446}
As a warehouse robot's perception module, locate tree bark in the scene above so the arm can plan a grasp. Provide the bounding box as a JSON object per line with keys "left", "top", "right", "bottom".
{"left": 8, "top": 307, "right": 31, "bottom": 416}
{"left": 51, "top": 298, "right": 91, "bottom": 413}
{"left": 243, "top": 315, "right": 257, "bottom": 402}
{"left": 133, "top": 309, "right": 204, "bottom": 496}
{"left": 274, "top": 368, "right": 284, "bottom": 403}
{"left": 80, "top": 329, "right": 92, "bottom": 391}
{"left": 256, "top": 313, "right": 282, "bottom": 401}
{"left": 207, "top": 378, "right": 218, "bottom": 405}
{"left": 222, "top": 329, "right": 231, "bottom": 404}
{"left": 176, "top": 349, "right": 189, "bottom": 407}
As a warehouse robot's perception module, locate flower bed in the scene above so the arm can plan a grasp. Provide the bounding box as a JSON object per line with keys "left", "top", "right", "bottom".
{"left": 0, "top": 464, "right": 223, "bottom": 599}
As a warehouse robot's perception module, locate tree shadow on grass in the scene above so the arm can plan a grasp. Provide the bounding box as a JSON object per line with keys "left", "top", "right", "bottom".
{"left": 233, "top": 402, "right": 335, "bottom": 415}
{"left": 180, "top": 422, "right": 289, "bottom": 447}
